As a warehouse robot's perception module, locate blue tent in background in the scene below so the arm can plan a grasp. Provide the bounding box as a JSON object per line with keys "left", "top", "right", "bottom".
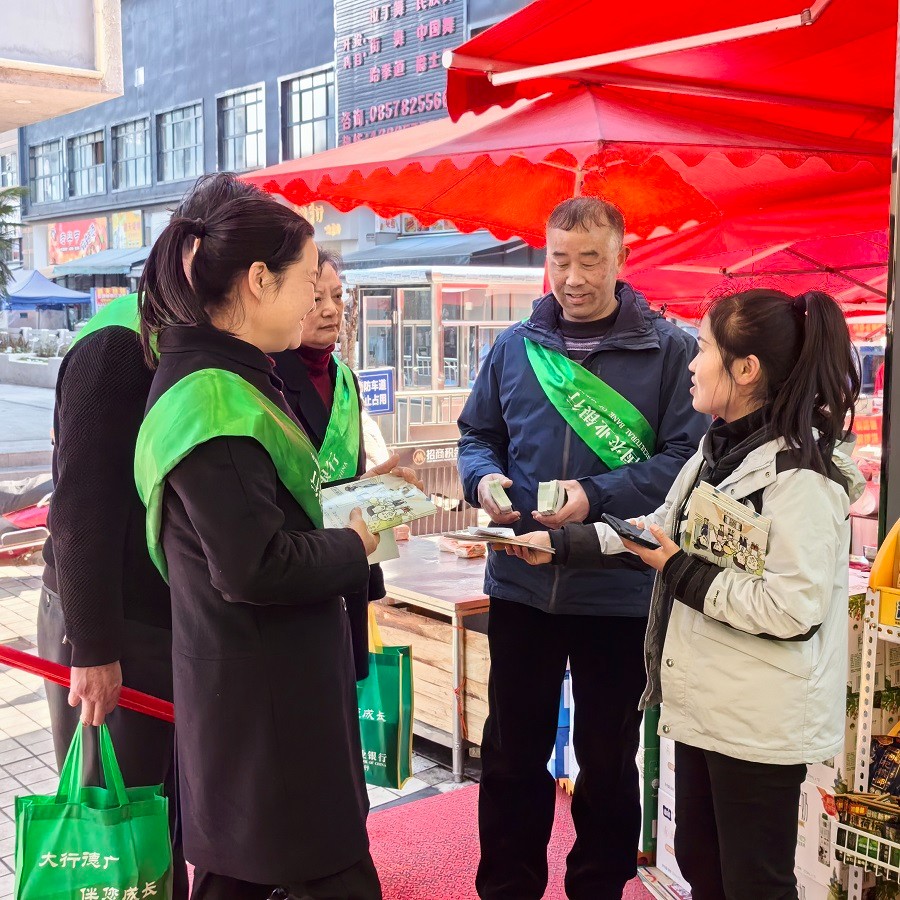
{"left": 3, "top": 270, "right": 90, "bottom": 310}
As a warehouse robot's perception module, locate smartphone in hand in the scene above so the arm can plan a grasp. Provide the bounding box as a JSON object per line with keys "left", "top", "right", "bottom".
{"left": 600, "top": 513, "right": 661, "bottom": 550}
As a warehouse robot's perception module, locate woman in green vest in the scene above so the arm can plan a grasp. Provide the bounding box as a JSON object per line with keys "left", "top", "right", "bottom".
{"left": 134, "top": 185, "right": 383, "bottom": 900}
{"left": 271, "top": 250, "right": 383, "bottom": 682}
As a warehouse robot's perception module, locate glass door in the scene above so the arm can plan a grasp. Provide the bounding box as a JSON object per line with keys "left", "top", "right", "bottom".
{"left": 360, "top": 287, "right": 397, "bottom": 371}
{"left": 399, "top": 287, "right": 434, "bottom": 390}
{"left": 442, "top": 323, "right": 509, "bottom": 388}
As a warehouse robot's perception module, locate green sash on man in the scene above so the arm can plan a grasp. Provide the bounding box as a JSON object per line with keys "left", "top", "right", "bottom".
{"left": 135, "top": 368, "right": 323, "bottom": 580}
{"left": 524, "top": 338, "right": 656, "bottom": 470}
{"left": 318, "top": 358, "right": 361, "bottom": 482}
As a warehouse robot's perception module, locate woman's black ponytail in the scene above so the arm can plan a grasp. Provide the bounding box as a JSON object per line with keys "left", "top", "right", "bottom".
{"left": 707, "top": 288, "right": 860, "bottom": 474}
{"left": 138, "top": 216, "right": 207, "bottom": 367}
{"left": 770, "top": 290, "right": 860, "bottom": 467}
{"left": 136, "top": 173, "right": 314, "bottom": 367}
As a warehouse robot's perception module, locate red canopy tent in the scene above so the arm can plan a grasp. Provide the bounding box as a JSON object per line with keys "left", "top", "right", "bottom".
{"left": 444, "top": 0, "right": 900, "bottom": 543}
{"left": 443, "top": 0, "right": 895, "bottom": 149}
{"left": 245, "top": 84, "right": 886, "bottom": 246}
{"left": 625, "top": 227, "right": 888, "bottom": 322}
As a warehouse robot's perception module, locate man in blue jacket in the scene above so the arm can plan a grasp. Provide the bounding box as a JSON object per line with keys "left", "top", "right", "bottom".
{"left": 458, "top": 197, "right": 708, "bottom": 900}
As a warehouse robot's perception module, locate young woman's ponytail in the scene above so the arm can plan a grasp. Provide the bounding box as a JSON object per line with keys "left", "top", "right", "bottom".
{"left": 770, "top": 291, "right": 860, "bottom": 468}
{"left": 707, "top": 288, "right": 860, "bottom": 474}
{"left": 138, "top": 216, "right": 207, "bottom": 367}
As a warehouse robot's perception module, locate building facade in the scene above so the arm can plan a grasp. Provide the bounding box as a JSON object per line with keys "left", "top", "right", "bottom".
{"left": 0, "top": 0, "right": 123, "bottom": 133}
{"left": 16, "top": 0, "right": 532, "bottom": 281}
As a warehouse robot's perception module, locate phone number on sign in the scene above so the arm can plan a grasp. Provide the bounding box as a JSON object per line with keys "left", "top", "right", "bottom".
{"left": 367, "top": 91, "right": 446, "bottom": 125}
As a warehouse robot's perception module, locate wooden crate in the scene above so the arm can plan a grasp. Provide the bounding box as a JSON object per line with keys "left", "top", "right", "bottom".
{"left": 373, "top": 601, "right": 489, "bottom": 745}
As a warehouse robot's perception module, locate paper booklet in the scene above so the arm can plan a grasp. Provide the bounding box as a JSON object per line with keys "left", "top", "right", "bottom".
{"left": 442, "top": 526, "right": 556, "bottom": 555}
{"left": 321, "top": 474, "right": 437, "bottom": 535}
{"left": 682, "top": 481, "right": 771, "bottom": 576}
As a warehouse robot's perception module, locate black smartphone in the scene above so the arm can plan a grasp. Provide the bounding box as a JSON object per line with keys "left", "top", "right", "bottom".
{"left": 600, "top": 513, "right": 661, "bottom": 550}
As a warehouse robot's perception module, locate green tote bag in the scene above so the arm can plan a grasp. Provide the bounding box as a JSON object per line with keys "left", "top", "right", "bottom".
{"left": 15, "top": 724, "right": 172, "bottom": 900}
{"left": 357, "top": 606, "right": 414, "bottom": 790}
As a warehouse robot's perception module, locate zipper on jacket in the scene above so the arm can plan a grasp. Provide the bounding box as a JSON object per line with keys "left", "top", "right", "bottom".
{"left": 547, "top": 426, "right": 573, "bottom": 614}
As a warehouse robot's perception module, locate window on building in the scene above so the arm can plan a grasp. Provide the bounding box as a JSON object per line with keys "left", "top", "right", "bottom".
{"left": 158, "top": 103, "right": 203, "bottom": 182}
{"left": 218, "top": 87, "right": 265, "bottom": 171}
{"left": 112, "top": 119, "right": 151, "bottom": 190}
{"left": 281, "top": 68, "right": 335, "bottom": 160}
{"left": 469, "top": 20, "right": 501, "bottom": 38}
{"left": 67, "top": 131, "right": 106, "bottom": 197}
{"left": 28, "top": 140, "right": 64, "bottom": 204}
{"left": 0, "top": 152, "right": 22, "bottom": 265}
{"left": 0, "top": 153, "right": 17, "bottom": 187}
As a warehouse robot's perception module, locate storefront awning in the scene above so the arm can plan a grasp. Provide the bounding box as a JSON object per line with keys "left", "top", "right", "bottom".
{"left": 341, "top": 233, "right": 524, "bottom": 268}
{"left": 53, "top": 247, "right": 151, "bottom": 276}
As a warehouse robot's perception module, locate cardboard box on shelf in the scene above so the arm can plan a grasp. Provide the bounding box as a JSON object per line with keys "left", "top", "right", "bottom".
{"left": 883, "top": 704, "right": 900, "bottom": 736}
{"left": 806, "top": 758, "right": 844, "bottom": 795}
{"left": 796, "top": 778, "right": 843, "bottom": 888}
{"left": 660, "top": 736, "right": 676, "bottom": 797}
{"left": 846, "top": 692, "right": 883, "bottom": 773}
{"left": 850, "top": 625, "right": 885, "bottom": 693}
{"left": 657, "top": 788, "right": 690, "bottom": 892}
{"left": 887, "top": 645, "right": 900, "bottom": 692}
{"left": 795, "top": 866, "right": 848, "bottom": 900}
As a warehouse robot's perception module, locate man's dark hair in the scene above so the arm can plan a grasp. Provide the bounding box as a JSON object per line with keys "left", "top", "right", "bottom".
{"left": 547, "top": 197, "right": 626, "bottom": 246}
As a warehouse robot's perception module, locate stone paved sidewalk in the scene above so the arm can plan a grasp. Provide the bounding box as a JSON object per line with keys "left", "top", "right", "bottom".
{"left": 0, "top": 561, "right": 472, "bottom": 897}
{"left": 0, "top": 562, "right": 55, "bottom": 898}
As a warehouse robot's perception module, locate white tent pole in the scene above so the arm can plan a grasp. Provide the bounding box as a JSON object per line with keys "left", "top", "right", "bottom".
{"left": 444, "top": 1, "right": 834, "bottom": 88}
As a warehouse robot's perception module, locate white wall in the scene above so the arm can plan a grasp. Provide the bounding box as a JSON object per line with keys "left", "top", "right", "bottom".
{"left": 0, "top": 0, "right": 96, "bottom": 70}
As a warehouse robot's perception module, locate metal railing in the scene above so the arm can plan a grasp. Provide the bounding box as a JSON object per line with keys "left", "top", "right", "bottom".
{"left": 378, "top": 388, "right": 471, "bottom": 446}
{"left": 378, "top": 388, "right": 480, "bottom": 536}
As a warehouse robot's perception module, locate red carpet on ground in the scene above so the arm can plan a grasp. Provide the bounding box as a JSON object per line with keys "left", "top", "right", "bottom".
{"left": 368, "top": 785, "right": 652, "bottom": 900}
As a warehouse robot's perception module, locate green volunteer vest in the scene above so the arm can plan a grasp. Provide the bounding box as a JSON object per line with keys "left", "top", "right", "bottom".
{"left": 524, "top": 338, "right": 656, "bottom": 470}
{"left": 134, "top": 367, "right": 323, "bottom": 581}
{"left": 68, "top": 293, "right": 159, "bottom": 357}
{"left": 318, "top": 358, "right": 361, "bottom": 482}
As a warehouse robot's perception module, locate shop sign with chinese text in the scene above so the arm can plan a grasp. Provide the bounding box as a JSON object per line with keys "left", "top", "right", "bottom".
{"left": 48, "top": 218, "right": 109, "bottom": 265}
{"left": 335, "top": 0, "right": 466, "bottom": 144}
{"left": 111, "top": 211, "right": 143, "bottom": 250}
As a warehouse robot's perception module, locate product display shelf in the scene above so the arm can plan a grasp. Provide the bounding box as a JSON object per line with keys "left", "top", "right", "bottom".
{"left": 835, "top": 820, "right": 900, "bottom": 881}
{"left": 849, "top": 521, "right": 900, "bottom": 900}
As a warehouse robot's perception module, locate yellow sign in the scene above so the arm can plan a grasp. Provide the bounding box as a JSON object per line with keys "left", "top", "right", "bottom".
{"left": 111, "top": 211, "right": 143, "bottom": 250}
{"left": 94, "top": 287, "right": 128, "bottom": 310}
{"left": 297, "top": 202, "right": 325, "bottom": 225}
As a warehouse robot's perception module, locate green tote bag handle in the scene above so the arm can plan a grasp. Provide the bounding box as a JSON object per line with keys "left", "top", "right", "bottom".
{"left": 55, "top": 724, "right": 129, "bottom": 807}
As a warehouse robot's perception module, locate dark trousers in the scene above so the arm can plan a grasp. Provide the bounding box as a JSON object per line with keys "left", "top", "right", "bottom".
{"left": 476, "top": 597, "right": 647, "bottom": 900}
{"left": 191, "top": 853, "right": 382, "bottom": 900}
{"left": 37, "top": 587, "right": 189, "bottom": 900}
{"left": 673, "top": 742, "right": 806, "bottom": 900}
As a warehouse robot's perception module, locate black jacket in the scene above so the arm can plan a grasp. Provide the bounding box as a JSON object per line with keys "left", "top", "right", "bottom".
{"left": 43, "top": 326, "right": 170, "bottom": 667}
{"left": 271, "top": 348, "right": 386, "bottom": 680}
{"left": 147, "top": 325, "right": 371, "bottom": 883}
